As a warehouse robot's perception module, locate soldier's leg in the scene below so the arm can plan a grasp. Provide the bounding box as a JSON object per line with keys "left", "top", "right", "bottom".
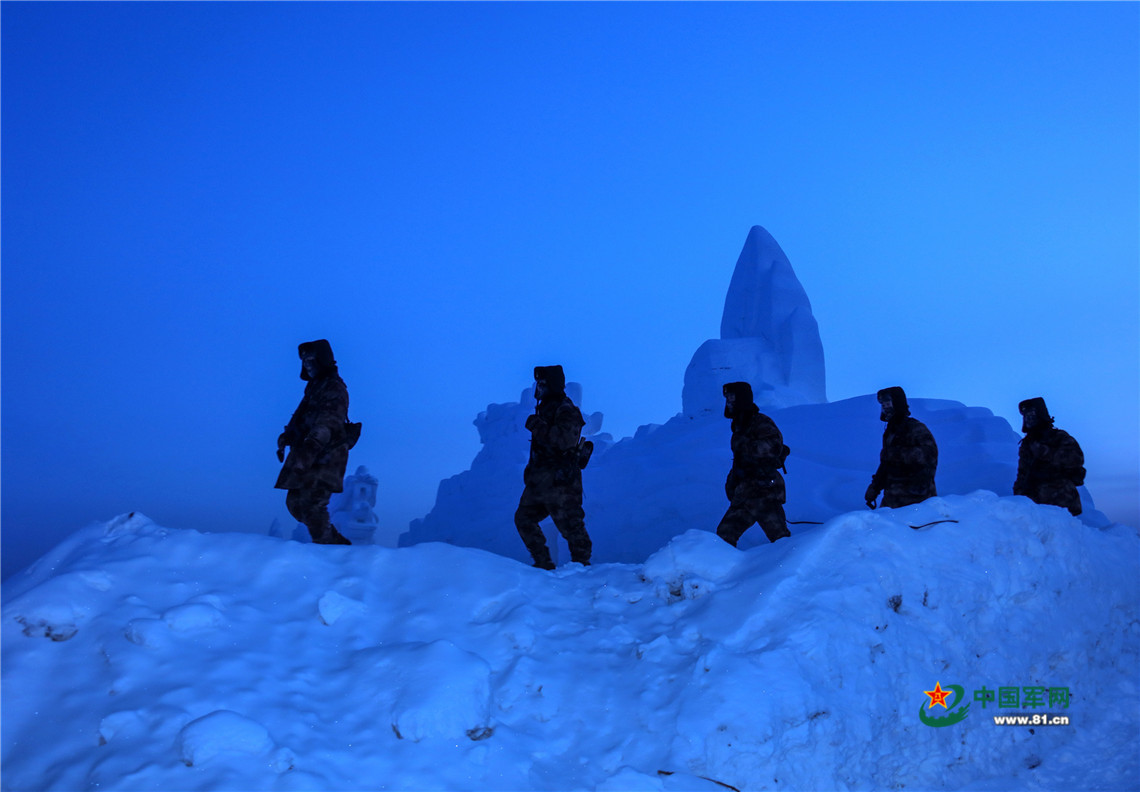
{"left": 549, "top": 490, "right": 590, "bottom": 565}
{"left": 880, "top": 486, "right": 914, "bottom": 509}
{"left": 716, "top": 501, "right": 756, "bottom": 547}
{"left": 879, "top": 486, "right": 901, "bottom": 509}
{"left": 756, "top": 499, "right": 791, "bottom": 543}
{"left": 882, "top": 480, "right": 934, "bottom": 509}
{"left": 515, "top": 488, "right": 555, "bottom": 569}
{"left": 289, "top": 489, "right": 350, "bottom": 545}
{"left": 319, "top": 510, "right": 348, "bottom": 549}
{"left": 285, "top": 489, "right": 308, "bottom": 524}
{"left": 1042, "top": 481, "right": 1082, "bottom": 516}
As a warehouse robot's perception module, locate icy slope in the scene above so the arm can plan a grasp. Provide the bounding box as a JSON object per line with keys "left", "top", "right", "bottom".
{"left": 2, "top": 494, "right": 1137, "bottom": 791}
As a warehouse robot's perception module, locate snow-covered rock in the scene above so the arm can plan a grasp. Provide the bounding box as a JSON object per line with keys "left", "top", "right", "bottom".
{"left": 176, "top": 710, "right": 283, "bottom": 768}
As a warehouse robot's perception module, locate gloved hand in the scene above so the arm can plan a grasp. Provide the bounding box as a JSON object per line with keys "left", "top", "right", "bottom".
{"left": 276, "top": 433, "right": 288, "bottom": 463}
{"left": 301, "top": 436, "right": 322, "bottom": 461}
{"left": 725, "top": 470, "right": 739, "bottom": 501}
{"left": 864, "top": 483, "right": 880, "bottom": 510}
{"left": 525, "top": 414, "right": 544, "bottom": 432}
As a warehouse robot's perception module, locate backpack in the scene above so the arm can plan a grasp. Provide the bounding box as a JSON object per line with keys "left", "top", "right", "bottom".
{"left": 577, "top": 438, "right": 594, "bottom": 469}
{"left": 345, "top": 421, "right": 362, "bottom": 450}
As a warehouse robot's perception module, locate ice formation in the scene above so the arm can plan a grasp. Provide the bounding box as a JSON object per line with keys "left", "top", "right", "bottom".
{"left": 682, "top": 225, "right": 826, "bottom": 417}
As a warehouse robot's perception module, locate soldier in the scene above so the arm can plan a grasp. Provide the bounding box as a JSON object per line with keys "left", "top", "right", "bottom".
{"left": 514, "top": 365, "right": 593, "bottom": 569}
{"left": 865, "top": 386, "right": 938, "bottom": 509}
{"left": 716, "top": 381, "right": 791, "bottom": 547}
{"left": 275, "top": 339, "right": 360, "bottom": 545}
{"left": 1013, "top": 397, "right": 1085, "bottom": 516}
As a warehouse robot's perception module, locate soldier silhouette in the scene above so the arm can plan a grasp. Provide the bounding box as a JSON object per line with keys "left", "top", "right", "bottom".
{"left": 1014, "top": 397, "right": 1085, "bottom": 516}
{"left": 715, "top": 381, "right": 791, "bottom": 546}
{"left": 275, "top": 340, "right": 360, "bottom": 545}
{"left": 865, "top": 386, "right": 938, "bottom": 509}
{"left": 514, "top": 365, "right": 593, "bottom": 569}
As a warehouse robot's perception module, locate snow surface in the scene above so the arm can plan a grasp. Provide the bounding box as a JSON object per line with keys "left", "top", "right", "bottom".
{"left": 3, "top": 500, "right": 1138, "bottom": 791}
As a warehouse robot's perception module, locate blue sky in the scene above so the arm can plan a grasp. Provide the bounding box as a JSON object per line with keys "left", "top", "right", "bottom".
{"left": 3, "top": 2, "right": 1137, "bottom": 579}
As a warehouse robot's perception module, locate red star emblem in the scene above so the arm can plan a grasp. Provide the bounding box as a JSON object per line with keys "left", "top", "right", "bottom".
{"left": 924, "top": 681, "right": 952, "bottom": 709}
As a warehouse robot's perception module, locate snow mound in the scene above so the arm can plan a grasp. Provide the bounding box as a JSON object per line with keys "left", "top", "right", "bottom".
{"left": 383, "top": 640, "right": 493, "bottom": 742}
{"left": 642, "top": 529, "right": 744, "bottom": 602}
{"left": 176, "top": 710, "right": 293, "bottom": 773}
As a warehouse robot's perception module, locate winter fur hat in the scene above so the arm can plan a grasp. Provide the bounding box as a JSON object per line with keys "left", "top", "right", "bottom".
{"left": 298, "top": 339, "right": 337, "bottom": 380}
{"left": 722, "top": 381, "right": 755, "bottom": 405}
{"left": 1018, "top": 397, "right": 1054, "bottom": 430}
{"left": 876, "top": 386, "right": 910, "bottom": 417}
{"left": 534, "top": 365, "right": 566, "bottom": 395}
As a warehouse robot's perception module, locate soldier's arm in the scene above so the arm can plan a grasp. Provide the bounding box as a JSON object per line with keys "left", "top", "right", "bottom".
{"left": 754, "top": 424, "right": 786, "bottom": 470}
{"left": 1053, "top": 433, "right": 1086, "bottom": 484}
{"left": 1052, "top": 433, "right": 1084, "bottom": 469}
{"left": 281, "top": 396, "right": 309, "bottom": 446}
{"left": 548, "top": 404, "right": 586, "bottom": 452}
{"left": 869, "top": 445, "right": 887, "bottom": 491}
{"left": 1013, "top": 441, "right": 1037, "bottom": 494}
{"left": 305, "top": 382, "right": 350, "bottom": 449}
{"left": 866, "top": 446, "right": 885, "bottom": 506}
{"left": 896, "top": 423, "right": 937, "bottom": 473}
{"left": 917, "top": 424, "right": 938, "bottom": 471}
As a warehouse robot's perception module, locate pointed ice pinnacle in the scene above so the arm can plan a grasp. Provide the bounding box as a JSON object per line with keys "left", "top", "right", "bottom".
{"left": 682, "top": 226, "right": 826, "bottom": 416}
{"left": 720, "top": 226, "right": 821, "bottom": 343}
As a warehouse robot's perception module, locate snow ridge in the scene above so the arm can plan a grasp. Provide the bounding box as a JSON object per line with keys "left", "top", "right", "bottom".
{"left": 2, "top": 496, "right": 1137, "bottom": 791}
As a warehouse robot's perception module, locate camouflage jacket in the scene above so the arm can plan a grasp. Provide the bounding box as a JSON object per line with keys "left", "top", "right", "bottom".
{"left": 275, "top": 373, "right": 351, "bottom": 492}
{"left": 725, "top": 408, "right": 788, "bottom": 504}
{"left": 871, "top": 417, "right": 938, "bottom": 501}
{"left": 1014, "top": 427, "right": 1085, "bottom": 514}
{"left": 523, "top": 395, "right": 585, "bottom": 490}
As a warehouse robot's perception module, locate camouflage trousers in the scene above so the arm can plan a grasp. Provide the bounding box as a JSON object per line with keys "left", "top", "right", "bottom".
{"left": 514, "top": 485, "right": 591, "bottom": 568}
{"left": 716, "top": 496, "right": 790, "bottom": 546}
{"left": 1023, "top": 481, "right": 1082, "bottom": 516}
{"left": 286, "top": 488, "right": 350, "bottom": 545}
{"left": 880, "top": 480, "right": 937, "bottom": 509}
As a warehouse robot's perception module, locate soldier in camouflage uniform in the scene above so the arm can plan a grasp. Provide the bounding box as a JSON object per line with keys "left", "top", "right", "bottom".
{"left": 514, "top": 365, "right": 592, "bottom": 569}
{"left": 865, "top": 386, "right": 938, "bottom": 509}
{"left": 275, "top": 339, "right": 355, "bottom": 545}
{"left": 1013, "top": 397, "right": 1085, "bottom": 516}
{"left": 716, "top": 381, "right": 792, "bottom": 546}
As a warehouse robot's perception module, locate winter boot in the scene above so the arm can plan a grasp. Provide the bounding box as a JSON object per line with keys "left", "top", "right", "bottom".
{"left": 325, "top": 525, "right": 352, "bottom": 545}
{"left": 530, "top": 547, "right": 556, "bottom": 570}
{"left": 310, "top": 524, "right": 352, "bottom": 545}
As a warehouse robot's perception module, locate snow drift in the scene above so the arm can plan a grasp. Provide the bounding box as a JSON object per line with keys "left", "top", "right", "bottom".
{"left": 3, "top": 498, "right": 1137, "bottom": 791}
